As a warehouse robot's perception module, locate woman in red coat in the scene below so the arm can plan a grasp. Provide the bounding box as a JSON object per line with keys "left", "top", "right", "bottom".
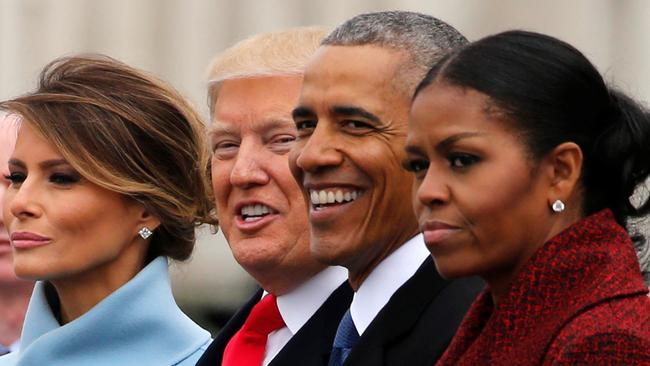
{"left": 403, "top": 30, "right": 650, "bottom": 365}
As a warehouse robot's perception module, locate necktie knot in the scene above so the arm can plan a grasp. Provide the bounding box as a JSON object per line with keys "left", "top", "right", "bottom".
{"left": 242, "top": 293, "right": 285, "bottom": 335}
{"left": 222, "top": 294, "right": 285, "bottom": 366}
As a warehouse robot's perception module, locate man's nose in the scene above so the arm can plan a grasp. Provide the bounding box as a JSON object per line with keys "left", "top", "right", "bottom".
{"left": 295, "top": 123, "right": 344, "bottom": 173}
{"left": 229, "top": 143, "right": 270, "bottom": 188}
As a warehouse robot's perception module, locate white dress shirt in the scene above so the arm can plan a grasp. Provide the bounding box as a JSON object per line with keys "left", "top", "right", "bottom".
{"left": 262, "top": 266, "right": 348, "bottom": 366}
{"left": 350, "top": 234, "right": 430, "bottom": 335}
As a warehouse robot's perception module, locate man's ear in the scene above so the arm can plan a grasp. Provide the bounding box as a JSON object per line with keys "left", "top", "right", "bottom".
{"left": 543, "top": 142, "right": 583, "bottom": 205}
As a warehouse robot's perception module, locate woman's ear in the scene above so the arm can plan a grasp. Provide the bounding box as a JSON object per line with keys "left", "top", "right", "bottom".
{"left": 544, "top": 142, "right": 583, "bottom": 205}
{"left": 133, "top": 205, "right": 161, "bottom": 239}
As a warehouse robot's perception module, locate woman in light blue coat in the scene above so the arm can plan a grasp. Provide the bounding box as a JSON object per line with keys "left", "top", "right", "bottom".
{"left": 0, "top": 55, "right": 216, "bottom": 366}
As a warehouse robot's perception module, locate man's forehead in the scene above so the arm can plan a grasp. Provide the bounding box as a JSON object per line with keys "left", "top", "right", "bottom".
{"left": 209, "top": 116, "right": 295, "bottom": 136}
{"left": 305, "top": 44, "right": 406, "bottom": 77}
{"left": 301, "top": 46, "right": 409, "bottom": 102}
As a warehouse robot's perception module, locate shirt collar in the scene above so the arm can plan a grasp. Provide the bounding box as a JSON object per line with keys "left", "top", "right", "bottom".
{"left": 264, "top": 266, "right": 348, "bottom": 335}
{"left": 350, "top": 233, "right": 429, "bottom": 335}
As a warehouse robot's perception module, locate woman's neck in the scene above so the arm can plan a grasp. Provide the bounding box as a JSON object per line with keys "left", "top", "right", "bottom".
{"left": 487, "top": 211, "right": 583, "bottom": 305}
{"left": 51, "top": 249, "right": 146, "bottom": 324}
{"left": 0, "top": 282, "right": 33, "bottom": 346}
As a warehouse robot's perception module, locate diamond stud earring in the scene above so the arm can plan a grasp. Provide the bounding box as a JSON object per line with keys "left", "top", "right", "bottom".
{"left": 551, "top": 199, "right": 565, "bottom": 213}
{"left": 139, "top": 227, "right": 153, "bottom": 239}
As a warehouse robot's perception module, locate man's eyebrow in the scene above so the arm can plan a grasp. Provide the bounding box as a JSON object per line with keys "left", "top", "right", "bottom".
{"left": 251, "top": 118, "right": 295, "bottom": 134}
{"left": 292, "top": 106, "right": 316, "bottom": 120}
{"left": 437, "top": 132, "right": 487, "bottom": 151}
{"left": 209, "top": 118, "right": 295, "bottom": 137}
{"left": 208, "top": 122, "right": 236, "bottom": 136}
{"left": 331, "top": 105, "right": 381, "bottom": 125}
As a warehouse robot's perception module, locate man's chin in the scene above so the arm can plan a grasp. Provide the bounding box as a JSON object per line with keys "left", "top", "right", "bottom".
{"left": 310, "top": 238, "right": 354, "bottom": 267}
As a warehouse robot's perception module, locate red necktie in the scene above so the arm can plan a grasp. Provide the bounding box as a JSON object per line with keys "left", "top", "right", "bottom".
{"left": 222, "top": 294, "right": 286, "bottom": 366}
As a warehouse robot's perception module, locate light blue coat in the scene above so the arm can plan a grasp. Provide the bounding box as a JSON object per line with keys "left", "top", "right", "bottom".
{"left": 0, "top": 257, "right": 211, "bottom": 366}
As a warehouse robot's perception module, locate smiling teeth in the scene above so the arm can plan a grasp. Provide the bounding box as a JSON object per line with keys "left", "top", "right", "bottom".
{"left": 240, "top": 204, "right": 275, "bottom": 219}
{"left": 310, "top": 189, "right": 362, "bottom": 205}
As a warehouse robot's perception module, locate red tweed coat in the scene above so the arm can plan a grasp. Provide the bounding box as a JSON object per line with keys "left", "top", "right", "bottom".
{"left": 436, "top": 209, "right": 650, "bottom": 365}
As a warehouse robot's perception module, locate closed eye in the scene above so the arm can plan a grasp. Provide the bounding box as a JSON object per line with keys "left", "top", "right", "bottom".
{"left": 214, "top": 141, "right": 239, "bottom": 150}
{"left": 269, "top": 134, "right": 296, "bottom": 154}
{"left": 272, "top": 135, "right": 295, "bottom": 144}
{"left": 212, "top": 140, "right": 239, "bottom": 160}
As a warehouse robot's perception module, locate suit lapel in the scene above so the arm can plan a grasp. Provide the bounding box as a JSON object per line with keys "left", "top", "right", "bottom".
{"left": 344, "top": 258, "right": 449, "bottom": 365}
{"left": 195, "top": 288, "right": 263, "bottom": 366}
{"left": 270, "top": 282, "right": 353, "bottom": 366}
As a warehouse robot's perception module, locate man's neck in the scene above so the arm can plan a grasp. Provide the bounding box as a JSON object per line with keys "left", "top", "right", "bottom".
{"left": 347, "top": 231, "right": 419, "bottom": 290}
{"left": 253, "top": 262, "right": 327, "bottom": 296}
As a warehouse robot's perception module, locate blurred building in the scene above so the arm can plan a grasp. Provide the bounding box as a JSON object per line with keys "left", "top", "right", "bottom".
{"left": 1, "top": 0, "right": 649, "bottom": 333}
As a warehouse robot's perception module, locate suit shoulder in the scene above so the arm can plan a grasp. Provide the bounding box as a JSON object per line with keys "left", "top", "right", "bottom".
{"left": 195, "top": 289, "right": 262, "bottom": 366}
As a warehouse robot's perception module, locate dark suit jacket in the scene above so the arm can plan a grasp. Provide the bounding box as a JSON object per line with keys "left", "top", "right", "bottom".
{"left": 196, "top": 281, "right": 353, "bottom": 366}
{"left": 437, "top": 209, "right": 650, "bottom": 365}
{"left": 342, "top": 257, "right": 483, "bottom": 366}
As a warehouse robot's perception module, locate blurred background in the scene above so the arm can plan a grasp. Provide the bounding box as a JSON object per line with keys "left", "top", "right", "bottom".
{"left": 1, "top": 0, "right": 649, "bottom": 334}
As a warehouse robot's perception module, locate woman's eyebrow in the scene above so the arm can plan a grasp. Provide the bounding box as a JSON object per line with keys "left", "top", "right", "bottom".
{"left": 436, "top": 132, "right": 487, "bottom": 151}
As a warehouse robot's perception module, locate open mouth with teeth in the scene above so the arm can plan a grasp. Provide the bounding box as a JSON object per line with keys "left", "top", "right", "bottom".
{"left": 309, "top": 189, "right": 363, "bottom": 210}
{"left": 239, "top": 204, "right": 278, "bottom": 222}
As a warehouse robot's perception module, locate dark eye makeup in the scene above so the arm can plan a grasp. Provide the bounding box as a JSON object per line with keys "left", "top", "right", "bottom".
{"left": 49, "top": 172, "right": 81, "bottom": 185}
{"left": 3, "top": 170, "right": 82, "bottom": 187}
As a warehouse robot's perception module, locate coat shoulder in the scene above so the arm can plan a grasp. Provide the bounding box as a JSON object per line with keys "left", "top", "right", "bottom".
{"left": 174, "top": 339, "right": 212, "bottom": 365}
{"left": 0, "top": 352, "right": 18, "bottom": 366}
{"left": 545, "top": 294, "right": 650, "bottom": 365}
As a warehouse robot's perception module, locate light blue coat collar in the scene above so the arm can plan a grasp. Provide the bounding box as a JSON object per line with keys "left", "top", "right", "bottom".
{"left": 2, "top": 257, "right": 210, "bottom": 366}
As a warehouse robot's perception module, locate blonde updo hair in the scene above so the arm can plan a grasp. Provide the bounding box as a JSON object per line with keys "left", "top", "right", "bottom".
{"left": 0, "top": 55, "right": 217, "bottom": 261}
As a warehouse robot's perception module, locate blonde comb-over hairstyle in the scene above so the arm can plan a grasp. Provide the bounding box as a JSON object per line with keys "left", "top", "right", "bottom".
{"left": 206, "top": 26, "right": 327, "bottom": 117}
{"left": 0, "top": 55, "right": 217, "bottom": 261}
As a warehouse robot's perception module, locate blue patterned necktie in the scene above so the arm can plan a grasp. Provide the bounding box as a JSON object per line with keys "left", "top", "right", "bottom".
{"left": 328, "top": 310, "right": 360, "bottom": 366}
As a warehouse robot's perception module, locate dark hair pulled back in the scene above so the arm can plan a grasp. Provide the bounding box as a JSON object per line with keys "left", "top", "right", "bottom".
{"left": 415, "top": 30, "right": 650, "bottom": 230}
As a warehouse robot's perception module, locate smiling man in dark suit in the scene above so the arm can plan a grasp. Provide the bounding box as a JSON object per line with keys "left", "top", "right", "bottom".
{"left": 289, "top": 11, "right": 483, "bottom": 366}
{"left": 196, "top": 27, "right": 352, "bottom": 366}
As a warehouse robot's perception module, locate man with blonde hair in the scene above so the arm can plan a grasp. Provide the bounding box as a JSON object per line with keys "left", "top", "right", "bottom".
{"left": 196, "top": 27, "right": 352, "bottom": 366}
